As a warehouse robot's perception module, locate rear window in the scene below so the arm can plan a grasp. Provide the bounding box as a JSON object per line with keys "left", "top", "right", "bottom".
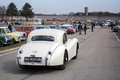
{"left": 31, "top": 35, "right": 54, "bottom": 41}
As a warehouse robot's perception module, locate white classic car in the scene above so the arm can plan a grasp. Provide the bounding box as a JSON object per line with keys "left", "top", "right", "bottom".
{"left": 16, "top": 29, "right": 79, "bottom": 70}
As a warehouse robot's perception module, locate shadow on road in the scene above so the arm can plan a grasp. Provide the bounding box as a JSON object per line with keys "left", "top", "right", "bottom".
{"left": 2, "top": 60, "right": 62, "bottom": 75}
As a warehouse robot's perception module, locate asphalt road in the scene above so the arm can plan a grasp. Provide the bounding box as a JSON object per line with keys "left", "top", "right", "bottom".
{"left": 0, "top": 26, "right": 120, "bottom": 80}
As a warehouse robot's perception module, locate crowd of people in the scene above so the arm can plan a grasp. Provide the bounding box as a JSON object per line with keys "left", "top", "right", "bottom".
{"left": 77, "top": 21, "right": 95, "bottom": 35}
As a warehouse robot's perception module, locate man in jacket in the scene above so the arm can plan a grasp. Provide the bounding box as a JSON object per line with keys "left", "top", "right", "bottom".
{"left": 78, "top": 22, "right": 82, "bottom": 35}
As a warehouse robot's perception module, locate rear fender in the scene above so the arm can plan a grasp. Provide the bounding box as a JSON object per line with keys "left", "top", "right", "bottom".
{"left": 49, "top": 45, "right": 66, "bottom": 66}
{"left": 66, "top": 38, "right": 78, "bottom": 60}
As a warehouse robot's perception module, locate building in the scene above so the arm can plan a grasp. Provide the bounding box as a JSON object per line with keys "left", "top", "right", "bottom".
{"left": 85, "top": 7, "right": 88, "bottom": 16}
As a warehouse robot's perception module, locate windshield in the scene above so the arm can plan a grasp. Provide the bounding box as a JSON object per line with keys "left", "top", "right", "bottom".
{"left": 67, "top": 26, "right": 72, "bottom": 28}
{"left": 61, "top": 25, "right": 72, "bottom": 29}
{"left": 31, "top": 35, "right": 54, "bottom": 41}
{"left": 5, "top": 28, "right": 11, "bottom": 33}
{"left": 12, "top": 27, "right": 17, "bottom": 32}
{"left": 34, "top": 27, "right": 44, "bottom": 30}
{"left": 49, "top": 26, "right": 57, "bottom": 29}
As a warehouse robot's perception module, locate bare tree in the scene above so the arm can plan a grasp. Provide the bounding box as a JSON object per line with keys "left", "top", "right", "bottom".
{"left": 0, "top": 6, "right": 6, "bottom": 20}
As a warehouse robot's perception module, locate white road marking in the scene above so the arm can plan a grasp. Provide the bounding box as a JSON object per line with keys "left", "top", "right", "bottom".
{"left": 116, "top": 36, "right": 120, "bottom": 42}
{"left": 114, "top": 32, "right": 120, "bottom": 42}
{"left": 0, "top": 50, "right": 17, "bottom": 57}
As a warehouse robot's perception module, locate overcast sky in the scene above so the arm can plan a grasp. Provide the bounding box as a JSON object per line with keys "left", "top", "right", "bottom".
{"left": 0, "top": 0, "right": 120, "bottom": 14}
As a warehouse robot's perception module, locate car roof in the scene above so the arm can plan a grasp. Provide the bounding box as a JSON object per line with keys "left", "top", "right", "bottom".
{"left": 29, "top": 29, "right": 65, "bottom": 36}
{"left": 62, "top": 24, "right": 72, "bottom": 26}
{"left": 0, "top": 27, "right": 7, "bottom": 29}
{"left": 19, "top": 26, "right": 33, "bottom": 28}
{"left": 34, "top": 25, "right": 47, "bottom": 27}
{"left": 27, "top": 29, "right": 65, "bottom": 43}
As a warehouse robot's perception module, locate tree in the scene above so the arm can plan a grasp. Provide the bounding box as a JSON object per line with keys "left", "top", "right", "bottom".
{"left": 21, "top": 3, "right": 34, "bottom": 21}
{"left": 0, "top": 6, "right": 6, "bottom": 20}
{"left": 69, "top": 12, "right": 74, "bottom": 16}
{"left": 6, "top": 3, "right": 18, "bottom": 20}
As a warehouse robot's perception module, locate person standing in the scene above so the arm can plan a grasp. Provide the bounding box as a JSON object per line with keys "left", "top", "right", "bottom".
{"left": 83, "top": 23, "right": 87, "bottom": 35}
{"left": 110, "top": 22, "right": 114, "bottom": 30}
{"left": 78, "top": 22, "right": 82, "bottom": 35}
{"left": 91, "top": 22, "right": 95, "bottom": 32}
{"left": 8, "top": 23, "right": 12, "bottom": 32}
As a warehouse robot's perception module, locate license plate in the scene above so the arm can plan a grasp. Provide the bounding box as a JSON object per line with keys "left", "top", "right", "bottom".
{"left": 24, "top": 57, "right": 42, "bottom": 62}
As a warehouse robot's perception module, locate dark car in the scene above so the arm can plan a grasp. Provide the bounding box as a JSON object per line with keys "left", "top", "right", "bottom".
{"left": 14, "top": 21, "right": 22, "bottom": 25}
{"left": 0, "top": 34, "right": 13, "bottom": 47}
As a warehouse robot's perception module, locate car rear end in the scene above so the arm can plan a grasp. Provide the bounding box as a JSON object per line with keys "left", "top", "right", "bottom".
{"left": 67, "top": 28, "right": 74, "bottom": 34}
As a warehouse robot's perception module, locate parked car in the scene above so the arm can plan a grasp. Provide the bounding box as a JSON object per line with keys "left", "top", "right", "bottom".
{"left": 44, "top": 25, "right": 51, "bottom": 29}
{"left": 18, "top": 26, "right": 34, "bottom": 36}
{"left": 48, "top": 25, "right": 59, "bottom": 29}
{"left": 34, "top": 25, "right": 51, "bottom": 29}
{"left": 60, "top": 25, "right": 67, "bottom": 32}
{"left": 16, "top": 29, "right": 79, "bottom": 70}
{"left": 34, "top": 25, "right": 44, "bottom": 30}
{"left": 0, "top": 27, "right": 21, "bottom": 43}
{"left": 18, "top": 25, "right": 51, "bottom": 36}
{"left": 61, "top": 24, "right": 75, "bottom": 34}
{"left": 11, "top": 26, "right": 27, "bottom": 41}
{"left": 0, "top": 34, "right": 13, "bottom": 47}
{"left": 71, "top": 25, "right": 77, "bottom": 33}
{"left": 14, "top": 21, "right": 22, "bottom": 25}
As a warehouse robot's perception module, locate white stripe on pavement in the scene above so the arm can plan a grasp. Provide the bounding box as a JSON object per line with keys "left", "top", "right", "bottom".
{"left": 114, "top": 32, "right": 120, "bottom": 42}
{"left": 116, "top": 36, "right": 120, "bottom": 42}
{"left": 0, "top": 50, "right": 17, "bottom": 57}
